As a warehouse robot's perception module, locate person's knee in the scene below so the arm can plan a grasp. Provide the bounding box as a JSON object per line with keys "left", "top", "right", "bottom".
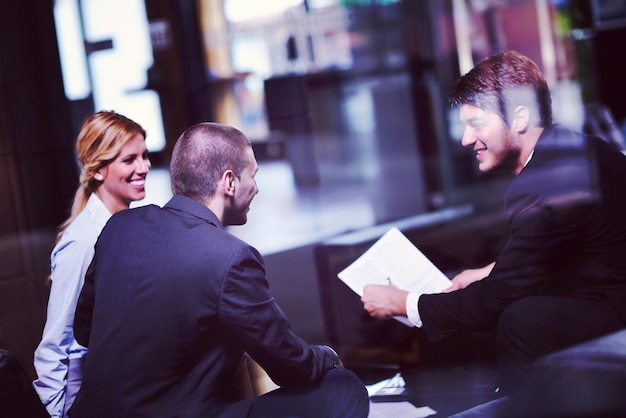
{"left": 323, "top": 368, "right": 367, "bottom": 398}
{"left": 496, "top": 300, "right": 537, "bottom": 351}
{"left": 322, "top": 369, "right": 369, "bottom": 417}
{"left": 324, "top": 368, "right": 360, "bottom": 385}
{"left": 496, "top": 299, "right": 549, "bottom": 393}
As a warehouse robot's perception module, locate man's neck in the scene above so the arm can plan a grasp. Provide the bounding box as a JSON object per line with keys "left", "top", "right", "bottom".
{"left": 205, "top": 198, "right": 225, "bottom": 225}
{"left": 516, "top": 126, "right": 545, "bottom": 174}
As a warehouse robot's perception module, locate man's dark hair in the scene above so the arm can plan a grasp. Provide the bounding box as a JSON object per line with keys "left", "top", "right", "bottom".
{"left": 170, "top": 122, "right": 251, "bottom": 203}
{"left": 449, "top": 50, "right": 552, "bottom": 127}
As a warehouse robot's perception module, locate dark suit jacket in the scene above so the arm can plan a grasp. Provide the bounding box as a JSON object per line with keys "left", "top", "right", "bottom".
{"left": 72, "top": 194, "right": 340, "bottom": 418}
{"left": 419, "top": 125, "right": 626, "bottom": 338}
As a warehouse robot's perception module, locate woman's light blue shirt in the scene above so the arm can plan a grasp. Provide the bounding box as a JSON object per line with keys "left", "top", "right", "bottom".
{"left": 33, "top": 193, "right": 111, "bottom": 417}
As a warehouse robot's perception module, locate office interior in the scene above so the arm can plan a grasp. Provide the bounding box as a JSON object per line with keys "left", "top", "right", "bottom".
{"left": 2, "top": 0, "right": 626, "bottom": 415}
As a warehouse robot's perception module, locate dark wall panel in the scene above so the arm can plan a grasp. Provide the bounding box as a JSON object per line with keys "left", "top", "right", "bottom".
{"left": 0, "top": 155, "right": 25, "bottom": 280}
{"left": 0, "top": 0, "right": 76, "bottom": 378}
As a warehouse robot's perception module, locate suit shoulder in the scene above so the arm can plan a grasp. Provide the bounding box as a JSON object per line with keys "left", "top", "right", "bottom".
{"left": 109, "top": 204, "right": 161, "bottom": 220}
{"left": 212, "top": 227, "right": 262, "bottom": 259}
{"left": 100, "top": 205, "right": 166, "bottom": 237}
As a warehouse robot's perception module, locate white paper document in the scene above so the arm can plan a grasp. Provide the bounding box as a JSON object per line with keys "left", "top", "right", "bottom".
{"left": 337, "top": 227, "right": 451, "bottom": 326}
{"left": 368, "top": 402, "right": 437, "bottom": 418}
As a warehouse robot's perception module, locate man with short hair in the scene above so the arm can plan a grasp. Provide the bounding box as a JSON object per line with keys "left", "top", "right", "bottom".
{"left": 72, "top": 122, "right": 369, "bottom": 417}
{"left": 361, "top": 51, "right": 626, "bottom": 395}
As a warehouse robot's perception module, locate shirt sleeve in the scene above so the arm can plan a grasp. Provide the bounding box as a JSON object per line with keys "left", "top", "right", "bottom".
{"left": 405, "top": 291, "right": 423, "bottom": 327}
{"left": 32, "top": 235, "right": 94, "bottom": 417}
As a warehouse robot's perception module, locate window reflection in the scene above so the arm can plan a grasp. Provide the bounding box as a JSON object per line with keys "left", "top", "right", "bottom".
{"left": 54, "top": 0, "right": 166, "bottom": 152}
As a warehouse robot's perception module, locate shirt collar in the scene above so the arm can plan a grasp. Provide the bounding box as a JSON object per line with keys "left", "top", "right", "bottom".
{"left": 86, "top": 193, "right": 113, "bottom": 230}
{"left": 524, "top": 149, "right": 535, "bottom": 167}
{"left": 164, "top": 194, "right": 223, "bottom": 229}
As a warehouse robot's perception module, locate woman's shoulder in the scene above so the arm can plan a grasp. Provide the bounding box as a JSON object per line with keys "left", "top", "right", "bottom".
{"left": 54, "top": 207, "right": 105, "bottom": 253}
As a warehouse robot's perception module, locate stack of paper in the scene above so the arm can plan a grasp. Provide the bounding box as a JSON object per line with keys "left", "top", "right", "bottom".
{"left": 337, "top": 227, "right": 451, "bottom": 326}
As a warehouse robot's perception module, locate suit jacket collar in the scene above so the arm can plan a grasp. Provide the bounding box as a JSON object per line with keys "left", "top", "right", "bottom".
{"left": 164, "top": 194, "right": 223, "bottom": 229}
{"left": 532, "top": 124, "right": 556, "bottom": 154}
{"left": 523, "top": 124, "right": 586, "bottom": 168}
{"left": 533, "top": 124, "right": 584, "bottom": 152}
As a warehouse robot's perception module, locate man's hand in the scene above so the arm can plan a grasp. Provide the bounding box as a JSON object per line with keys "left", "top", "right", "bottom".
{"left": 361, "top": 284, "right": 409, "bottom": 319}
{"left": 444, "top": 261, "right": 495, "bottom": 292}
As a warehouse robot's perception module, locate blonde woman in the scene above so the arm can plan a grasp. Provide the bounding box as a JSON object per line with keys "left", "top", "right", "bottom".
{"left": 33, "top": 111, "right": 151, "bottom": 418}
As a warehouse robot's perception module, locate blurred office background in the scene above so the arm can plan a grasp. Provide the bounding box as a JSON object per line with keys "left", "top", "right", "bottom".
{"left": 2, "top": 0, "right": 626, "bottom": 378}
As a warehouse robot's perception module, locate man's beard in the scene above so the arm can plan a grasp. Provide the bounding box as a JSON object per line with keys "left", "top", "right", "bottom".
{"left": 492, "top": 133, "right": 521, "bottom": 174}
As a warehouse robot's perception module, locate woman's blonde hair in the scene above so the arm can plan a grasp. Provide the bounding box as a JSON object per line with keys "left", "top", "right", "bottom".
{"left": 56, "top": 111, "right": 146, "bottom": 241}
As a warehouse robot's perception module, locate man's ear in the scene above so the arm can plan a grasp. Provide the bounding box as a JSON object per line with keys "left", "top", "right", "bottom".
{"left": 222, "top": 170, "right": 236, "bottom": 195}
{"left": 512, "top": 105, "right": 530, "bottom": 133}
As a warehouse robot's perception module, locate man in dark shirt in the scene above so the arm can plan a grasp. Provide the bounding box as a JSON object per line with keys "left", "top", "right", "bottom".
{"left": 72, "top": 122, "right": 369, "bottom": 417}
{"left": 361, "top": 50, "right": 626, "bottom": 395}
